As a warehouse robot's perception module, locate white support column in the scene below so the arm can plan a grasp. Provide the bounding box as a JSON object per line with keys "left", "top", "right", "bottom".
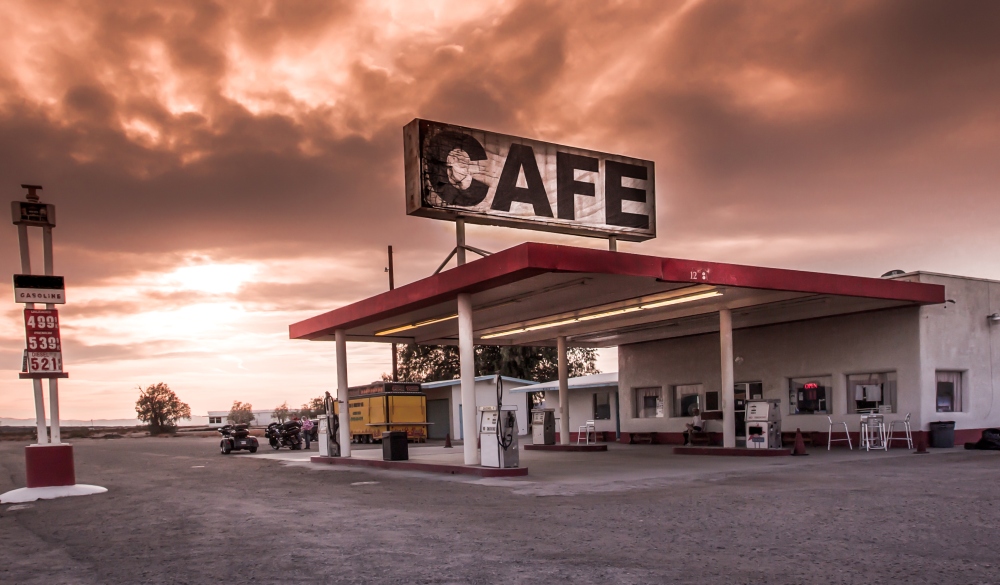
{"left": 335, "top": 329, "right": 351, "bottom": 457}
{"left": 48, "top": 379, "right": 60, "bottom": 444}
{"left": 608, "top": 235, "right": 617, "bottom": 252}
{"left": 458, "top": 292, "right": 478, "bottom": 465}
{"left": 33, "top": 379, "right": 47, "bottom": 444}
{"left": 720, "top": 308, "right": 736, "bottom": 448}
{"left": 558, "top": 336, "right": 570, "bottom": 445}
{"left": 43, "top": 225, "right": 60, "bottom": 444}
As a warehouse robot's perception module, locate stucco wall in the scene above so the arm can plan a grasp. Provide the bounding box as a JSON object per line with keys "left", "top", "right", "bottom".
{"left": 618, "top": 306, "right": 922, "bottom": 434}
{"left": 540, "top": 387, "right": 619, "bottom": 435}
{"left": 916, "top": 274, "right": 1000, "bottom": 431}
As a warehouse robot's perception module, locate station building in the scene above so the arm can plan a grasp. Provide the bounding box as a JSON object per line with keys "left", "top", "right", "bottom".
{"left": 290, "top": 242, "right": 999, "bottom": 463}
{"left": 420, "top": 375, "right": 533, "bottom": 440}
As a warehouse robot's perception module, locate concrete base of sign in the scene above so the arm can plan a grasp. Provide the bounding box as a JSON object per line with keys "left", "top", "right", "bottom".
{"left": 25, "top": 443, "right": 76, "bottom": 487}
{"left": 309, "top": 455, "right": 529, "bottom": 477}
{"left": 524, "top": 444, "right": 608, "bottom": 452}
{"left": 0, "top": 484, "right": 107, "bottom": 504}
{"left": 674, "top": 446, "right": 792, "bottom": 457}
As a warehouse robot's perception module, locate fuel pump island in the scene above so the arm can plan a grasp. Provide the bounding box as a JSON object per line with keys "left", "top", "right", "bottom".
{"left": 1, "top": 185, "right": 106, "bottom": 504}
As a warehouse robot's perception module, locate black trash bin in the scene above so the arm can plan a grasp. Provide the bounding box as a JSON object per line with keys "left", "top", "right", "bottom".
{"left": 929, "top": 421, "right": 956, "bottom": 448}
{"left": 382, "top": 431, "right": 409, "bottom": 461}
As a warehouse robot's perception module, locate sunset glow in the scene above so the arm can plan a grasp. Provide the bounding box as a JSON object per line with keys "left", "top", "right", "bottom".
{"left": 1, "top": 0, "right": 999, "bottom": 422}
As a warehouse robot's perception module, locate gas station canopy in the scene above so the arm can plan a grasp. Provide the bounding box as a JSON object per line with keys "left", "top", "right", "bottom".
{"left": 289, "top": 242, "right": 945, "bottom": 348}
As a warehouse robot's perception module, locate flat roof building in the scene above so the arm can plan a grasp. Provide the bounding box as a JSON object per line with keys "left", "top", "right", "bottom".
{"left": 290, "top": 243, "right": 998, "bottom": 463}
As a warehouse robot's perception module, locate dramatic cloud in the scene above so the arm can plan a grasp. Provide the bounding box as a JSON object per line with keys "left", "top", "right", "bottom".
{"left": 1, "top": 0, "right": 998, "bottom": 418}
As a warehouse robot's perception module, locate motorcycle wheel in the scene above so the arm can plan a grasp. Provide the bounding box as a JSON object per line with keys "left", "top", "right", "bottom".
{"left": 249, "top": 446, "right": 258, "bottom": 453}
{"left": 220, "top": 440, "right": 232, "bottom": 455}
{"left": 270, "top": 439, "right": 280, "bottom": 450}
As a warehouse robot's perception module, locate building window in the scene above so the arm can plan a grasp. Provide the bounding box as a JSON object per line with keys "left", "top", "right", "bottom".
{"left": 635, "top": 387, "right": 664, "bottom": 418}
{"left": 209, "top": 417, "right": 221, "bottom": 424}
{"left": 593, "top": 392, "right": 612, "bottom": 420}
{"left": 704, "top": 391, "right": 720, "bottom": 412}
{"left": 847, "top": 372, "right": 896, "bottom": 413}
{"left": 789, "top": 376, "right": 831, "bottom": 414}
{"left": 672, "top": 384, "right": 703, "bottom": 417}
{"left": 936, "top": 371, "right": 963, "bottom": 412}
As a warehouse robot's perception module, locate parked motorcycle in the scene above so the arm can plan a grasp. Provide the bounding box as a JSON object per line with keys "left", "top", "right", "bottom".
{"left": 219, "top": 424, "right": 259, "bottom": 455}
{"left": 264, "top": 420, "right": 302, "bottom": 450}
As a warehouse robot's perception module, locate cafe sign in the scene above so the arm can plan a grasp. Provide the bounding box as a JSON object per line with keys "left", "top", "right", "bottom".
{"left": 403, "top": 119, "right": 656, "bottom": 242}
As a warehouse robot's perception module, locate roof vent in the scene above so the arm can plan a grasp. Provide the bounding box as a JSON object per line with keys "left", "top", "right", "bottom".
{"left": 881, "top": 270, "right": 906, "bottom": 278}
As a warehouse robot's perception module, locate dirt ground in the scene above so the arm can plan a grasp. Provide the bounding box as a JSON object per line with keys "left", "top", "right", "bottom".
{"left": 1, "top": 437, "right": 998, "bottom": 585}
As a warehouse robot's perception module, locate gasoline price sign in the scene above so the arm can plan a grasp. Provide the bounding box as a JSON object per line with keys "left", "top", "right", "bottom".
{"left": 24, "top": 308, "right": 63, "bottom": 373}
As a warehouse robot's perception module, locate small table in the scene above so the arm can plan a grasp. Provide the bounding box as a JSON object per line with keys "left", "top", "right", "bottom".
{"left": 860, "top": 414, "right": 887, "bottom": 451}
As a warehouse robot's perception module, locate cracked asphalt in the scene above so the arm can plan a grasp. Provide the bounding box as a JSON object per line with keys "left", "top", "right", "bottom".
{"left": 1, "top": 437, "right": 998, "bottom": 584}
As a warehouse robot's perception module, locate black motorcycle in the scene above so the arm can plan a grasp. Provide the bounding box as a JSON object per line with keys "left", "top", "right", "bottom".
{"left": 264, "top": 420, "right": 302, "bottom": 450}
{"left": 219, "top": 424, "right": 258, "bottom": 455}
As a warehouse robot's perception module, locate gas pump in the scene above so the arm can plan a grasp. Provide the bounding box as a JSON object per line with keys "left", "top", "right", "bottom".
{"left": 745, "top": 399, "right": 782, "bottom": 449}
{"left": 531, "top": 409, "right": 555, "bottom": 445}
{"left": 319, "top": 391, "right": 341, "bottom": 457}
{"left": 479, "top": 375, "right": 519, "bottom": 468}
{"left": 479, "top": 406, "right": 519, "bottom": 468}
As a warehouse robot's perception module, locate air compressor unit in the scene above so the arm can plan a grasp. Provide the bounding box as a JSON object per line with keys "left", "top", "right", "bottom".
{"left": 480, "top": 405, "right": 519, "bottom": 468}
{"left": 745, "top": 399, "right": 782, "bottom": 449}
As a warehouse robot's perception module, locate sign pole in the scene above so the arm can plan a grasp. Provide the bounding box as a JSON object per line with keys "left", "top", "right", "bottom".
{"left": 388, "top": 245, "right": 397, "bottom": 382}
{"left": 0, "top": 184, "right": 107, "bottom": 504}
{"left": 456, "top": 218, "right": 466, "bottom": 266}
{"left": 43, "top": 225, "right": 60, "bottom": 444}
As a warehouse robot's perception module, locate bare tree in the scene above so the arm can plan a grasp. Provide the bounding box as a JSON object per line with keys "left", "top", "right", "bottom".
{"left": 227, "top": 401, "right": 255, "bottom": 425}
{"left": 272, "top": 401, "right": 290, "bottom": 423}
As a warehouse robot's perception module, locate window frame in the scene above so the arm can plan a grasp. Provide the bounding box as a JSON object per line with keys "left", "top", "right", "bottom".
{"left": 634, "top": 387, "right": 664, "bottom": 419}
{"left": 788, "top": 375, "right": 832, "bottom": 415}
{"left": 935, "top": 370, "right": 963, "bottom": 413}
{"left": 671, "top": 384, "right": 705, "bottom": 418}
{"left": 846, "top": 371, "right": 897, "bottom": 414}
{"left": 593, "top": 392, "right": 612, "bottom": 420}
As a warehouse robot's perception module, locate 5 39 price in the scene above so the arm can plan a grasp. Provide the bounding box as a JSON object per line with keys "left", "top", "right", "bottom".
{"left": 27, "top": 335, "right": 60, "bottom": 350}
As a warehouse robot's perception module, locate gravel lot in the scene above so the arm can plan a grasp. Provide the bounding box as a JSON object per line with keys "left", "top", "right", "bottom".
{"left": 1, "top": 437, "right": 998, "bottom": 585}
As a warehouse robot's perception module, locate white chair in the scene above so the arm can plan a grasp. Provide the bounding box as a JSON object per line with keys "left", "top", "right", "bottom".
{"left": 860, "top": 414, "right": 887, "bottom": 451}
{"left": 827, "top": 416, "right": 852, "bottom": 450}
{"left": 577, "top": 420, "right": 596, "bottom": 445}
{"left": 886, "top": 413, "right": 913, "bottom": 449}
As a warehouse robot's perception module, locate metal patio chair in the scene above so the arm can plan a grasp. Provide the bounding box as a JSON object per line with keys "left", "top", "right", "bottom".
{"left": 860, "top": 414, "right": 887, "bottom": 451}
{"left": 886, "top": 413, "right": 914, "bottom": 449}
{"left": 827, "top": 416, "right": 852, "bottom": 450}
{"left": 577, "top": 420, "right": 596, "bottom": 445}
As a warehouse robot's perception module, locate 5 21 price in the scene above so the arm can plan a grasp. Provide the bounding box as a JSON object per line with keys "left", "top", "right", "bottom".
{"left": 26, "top": 314, "right": 58, "bottom": 329}
{"left": 27, "top": 336, "right": 60, "bottom": 350}
{"left": 29, "top": 354, "right": 62, "bottom": 372}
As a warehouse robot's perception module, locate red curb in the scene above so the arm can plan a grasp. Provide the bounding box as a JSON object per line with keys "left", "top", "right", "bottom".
{"left": 309, "top": 456, "right": 529, "bottom": 477}
{"left": 524, "top": 444, "right": 608, "bottom": 452}
{"left": 673, "top": 446, "right": 792, "bottom": 457}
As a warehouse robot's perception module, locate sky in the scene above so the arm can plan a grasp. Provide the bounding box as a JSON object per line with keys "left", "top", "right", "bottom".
{"left": 1, "top": 0, "right": 999, "bottom": 421}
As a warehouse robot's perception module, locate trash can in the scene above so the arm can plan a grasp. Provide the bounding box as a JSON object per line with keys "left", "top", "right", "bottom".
{"left": 928, "top": 421, "right": 956, "bottom": 448}
{"left": 382, "top": 431, "right": 409, "bottom": 461}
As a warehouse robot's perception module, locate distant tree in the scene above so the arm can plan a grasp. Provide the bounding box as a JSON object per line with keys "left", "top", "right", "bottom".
{"left": 227, "top": 401, "right": 255, "bottom": 425}
{"left": 272, "top": 401, "right": 290, "bottom": 423}
{"left": 393, "top": 344, "right": 599, "bottom": 383}
{"left": 135, "top": 383, "right": 191, "bottom": 435}
{"left": 298, "top": 396, "right": 325, "bottom": 419}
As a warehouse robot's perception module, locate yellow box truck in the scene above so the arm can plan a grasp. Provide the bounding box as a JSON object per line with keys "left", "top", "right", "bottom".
{"left": 348, "top": 382, "right": 428, "bottom": 443}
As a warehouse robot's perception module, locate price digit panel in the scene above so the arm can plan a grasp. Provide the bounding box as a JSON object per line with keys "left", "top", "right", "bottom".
{"left": 24, "top": 308, "right": 63, "bottom": 373}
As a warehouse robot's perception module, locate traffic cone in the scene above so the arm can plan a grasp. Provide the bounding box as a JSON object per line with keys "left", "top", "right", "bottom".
{"left": 791, "top": 428, "right": 809, "bottom": 456}
{"left": 444, "top": 433, "right": 453, "bottom": 448}
{"left": 915, "top": 432, "right": 929, "bottom": 454}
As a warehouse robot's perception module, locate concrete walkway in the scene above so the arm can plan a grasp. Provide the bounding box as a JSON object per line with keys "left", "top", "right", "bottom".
{"left": 247, "top": 440, "right": 969, "bottom": 496}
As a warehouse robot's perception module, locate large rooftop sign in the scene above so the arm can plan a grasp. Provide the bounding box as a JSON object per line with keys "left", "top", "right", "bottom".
{"left": 403, "top": 119, "right": 656, "bottom": 242}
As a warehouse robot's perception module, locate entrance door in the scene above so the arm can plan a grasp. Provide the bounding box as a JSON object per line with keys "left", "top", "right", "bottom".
{"left": 426, "top": 399, "right": 450, "bottom": 440}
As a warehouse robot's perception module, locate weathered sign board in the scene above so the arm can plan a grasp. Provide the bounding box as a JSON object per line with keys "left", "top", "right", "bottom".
{"left": 13, "top": 274, "right": 65, "bottom": 304}
{"left": 403, "top": 119, "right": 656, "bottom": 241}
{"left": 23, "top": 308, "right": 63, "bottom": 374}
